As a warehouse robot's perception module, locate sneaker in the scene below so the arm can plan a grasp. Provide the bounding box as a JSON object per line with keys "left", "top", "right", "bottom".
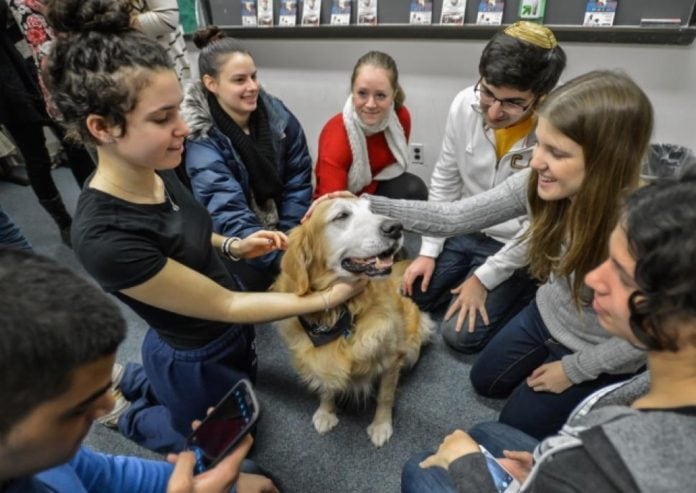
{"left": 96, "top": 388, "right": 131, "bottom": 429}
{"left": 111, "top": 362, "right": 125, "bottom": 389}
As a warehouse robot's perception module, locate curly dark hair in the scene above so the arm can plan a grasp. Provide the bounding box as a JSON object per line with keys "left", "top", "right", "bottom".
{"left": 479, "top": 26, "right": 566, "bottom": 97}
{"left": 624, "top": 163, "right": 696, "bottom": 351}
{"left": 44, "top": 0, "right": 173, "bottom": 144}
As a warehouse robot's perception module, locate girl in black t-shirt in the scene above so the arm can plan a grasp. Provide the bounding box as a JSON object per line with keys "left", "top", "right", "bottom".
{"left": 44, "top": 0, "right": 365, "bottom": 471}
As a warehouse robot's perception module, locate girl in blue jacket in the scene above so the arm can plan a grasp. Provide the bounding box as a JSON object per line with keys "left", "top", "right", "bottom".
{"left": 182, "top": 27, "right": 313, "bottom": 291}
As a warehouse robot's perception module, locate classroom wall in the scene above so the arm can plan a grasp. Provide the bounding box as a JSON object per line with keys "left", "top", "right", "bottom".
{"left": 190, "top": 38, "right": 696, "bottom": 181}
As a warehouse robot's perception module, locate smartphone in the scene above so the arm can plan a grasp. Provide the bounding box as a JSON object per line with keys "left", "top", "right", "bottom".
{"left": 479, "top": 445, "right": 521, "bottom": 493}
{"left": 187, "top": 379, "right": 260, "bottom": 474}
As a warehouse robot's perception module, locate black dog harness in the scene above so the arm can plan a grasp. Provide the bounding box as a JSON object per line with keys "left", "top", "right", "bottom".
{"left": 299, "top": 305, "right": 353, "bottom": 347}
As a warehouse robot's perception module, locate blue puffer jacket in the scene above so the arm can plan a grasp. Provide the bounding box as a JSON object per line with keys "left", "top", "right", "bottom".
{"left": 182, "top": 82, "right": 312, "bottom": 270}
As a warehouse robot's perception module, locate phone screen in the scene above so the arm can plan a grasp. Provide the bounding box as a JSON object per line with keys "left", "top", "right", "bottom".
{"left": 187, "top": 379, "right": 259, "bottom": 470}
{"left": 479, "top": 445, "right": 519, "bottom": 493}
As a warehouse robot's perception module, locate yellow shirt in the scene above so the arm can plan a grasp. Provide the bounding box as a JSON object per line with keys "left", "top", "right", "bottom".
{"left": 494, "top": 115, "right": 536, "bottom": 160}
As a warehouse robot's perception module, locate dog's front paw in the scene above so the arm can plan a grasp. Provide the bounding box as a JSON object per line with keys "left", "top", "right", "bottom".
{"left": 367, "top": 421, "right": 393, "bottom": 447}
{"left": 312, "top": 408, "right": 339, "bottom": 434}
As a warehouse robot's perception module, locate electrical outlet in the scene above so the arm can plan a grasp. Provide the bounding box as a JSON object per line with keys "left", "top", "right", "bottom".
{"left": 409, "top": 143, "right": 424, "bottom": 165}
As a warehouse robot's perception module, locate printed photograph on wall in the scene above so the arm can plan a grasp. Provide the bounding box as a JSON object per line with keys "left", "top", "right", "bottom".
{"left": 476, "top": 0, "right": 504, "bottom": 25}
{"left": 583, "top": 0, "right": 618, "bottom": 27}
{"left": 301, "top": 0, "right": 322, "bottom": 25}
{"left": 330, "top": 0, "right": 351, "bottom": 25}
{"left": 440, "top": 0, "right": 466, "bottom": 25}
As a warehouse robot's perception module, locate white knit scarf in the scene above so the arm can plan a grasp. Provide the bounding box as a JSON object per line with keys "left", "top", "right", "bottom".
{"left": 342, "top": 96, "right": 410, "bottom": 193}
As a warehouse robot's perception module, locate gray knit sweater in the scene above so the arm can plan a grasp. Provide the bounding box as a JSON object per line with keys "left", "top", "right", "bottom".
{"left": 367, "top": 169, "right": 645, "bottom": 382}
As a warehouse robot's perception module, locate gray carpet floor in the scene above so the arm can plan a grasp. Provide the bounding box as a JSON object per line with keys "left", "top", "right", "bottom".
{"left": 1, "top": 167, "right": 504, "bottom": 492}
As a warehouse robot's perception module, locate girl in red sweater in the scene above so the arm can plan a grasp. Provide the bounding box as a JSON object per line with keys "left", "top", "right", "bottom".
{"left": 314, "top": 51, "right": 428, "bottom": 200}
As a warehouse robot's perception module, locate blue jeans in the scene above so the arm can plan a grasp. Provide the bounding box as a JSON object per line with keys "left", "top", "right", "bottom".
{"left": 410, "top": 232, "right": 537, "bottom": 353}
{"left": 401, "top": 422, "right": 537, "bottom": 493}
{"left": 468, "top": 421, "right": 538, "bottom": 457}
{"left": 0, "top": 205, "right": 31, "bottom": 250}
{"left": 471, "top": 301, "right": 637, "bottom": 439}
{"left": 402, "top": 451, "right": 457, "bottom": 493}
{"left": 118, "top": 324, "right": 257, "bottom": 453}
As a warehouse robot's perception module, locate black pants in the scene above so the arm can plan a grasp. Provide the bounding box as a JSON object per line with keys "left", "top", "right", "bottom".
{"left": 375, "top": 171, "right": 429, "bottom": 200}
{"left": 1, "top": 117, "right": 93, "bottom": 200}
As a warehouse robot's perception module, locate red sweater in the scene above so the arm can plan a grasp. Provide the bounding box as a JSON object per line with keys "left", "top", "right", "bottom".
{"left": 314, "top": 106, "right": 411, "bottom": 197}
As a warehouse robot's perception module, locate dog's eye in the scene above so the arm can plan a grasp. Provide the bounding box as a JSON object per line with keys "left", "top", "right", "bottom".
{"left": 331, "top": 211, "right": 350, "bottom": 222}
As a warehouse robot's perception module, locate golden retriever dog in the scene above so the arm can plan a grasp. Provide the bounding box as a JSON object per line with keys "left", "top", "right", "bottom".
{"left": 272, "top": 198, "right": 434, "bottom": 447}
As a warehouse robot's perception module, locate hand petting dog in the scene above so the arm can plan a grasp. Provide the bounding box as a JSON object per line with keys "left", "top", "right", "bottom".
{"left": 302, "top": 191, "right": 358, "bottom": 223}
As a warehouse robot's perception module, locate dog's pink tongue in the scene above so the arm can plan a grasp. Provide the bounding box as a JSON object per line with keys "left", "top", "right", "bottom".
{"left": 375, "top": 256, "right": 394, "bottom": 269}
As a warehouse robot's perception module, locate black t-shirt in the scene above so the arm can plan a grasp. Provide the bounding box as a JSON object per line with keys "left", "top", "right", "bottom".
{"left": 72, "top": 170, "right": 241, "bottom": 349}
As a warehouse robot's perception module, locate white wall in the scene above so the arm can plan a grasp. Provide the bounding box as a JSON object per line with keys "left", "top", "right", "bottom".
{"left": 197, "top": 38, "right": 696, "bottom": 181}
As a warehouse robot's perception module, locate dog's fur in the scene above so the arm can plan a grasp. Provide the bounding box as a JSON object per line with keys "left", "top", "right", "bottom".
{"left": 272, "top": 198, "right": 433, "bottom": 447}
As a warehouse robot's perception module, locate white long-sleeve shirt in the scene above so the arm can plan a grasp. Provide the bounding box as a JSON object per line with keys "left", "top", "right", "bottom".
{"left": 421, "top": 86, "right": 535, "bottom": 289}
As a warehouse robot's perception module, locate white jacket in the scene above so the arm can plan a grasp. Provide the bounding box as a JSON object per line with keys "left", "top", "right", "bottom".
{"left": 420, "top": 86, "right": 534, "bottom": 289}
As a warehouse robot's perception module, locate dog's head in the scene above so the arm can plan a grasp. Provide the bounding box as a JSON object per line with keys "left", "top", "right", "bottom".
{"left": 276, "top": 198, "right": 403, "bottom": 295}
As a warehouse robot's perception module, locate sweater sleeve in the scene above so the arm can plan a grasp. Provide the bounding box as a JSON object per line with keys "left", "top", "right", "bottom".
{"left": 561, "top": 337, "right": 646, "bottom": 384}
{"left": 449, "top": 453, "right": 498, "bottom": 493}
{"left": 138, "top": 0, "right": 180, "bottom": 37}
{"left": 473, "top": 223, "right": 530, "bottom": 290}
{"left": 367, "top": 169, "right": 530, "bottom": 238}
{"left": 69, "top": 446, "right": 172, "bottom": 493}
{"left": 315, "top": 114, "right": 353, "bottom": 197}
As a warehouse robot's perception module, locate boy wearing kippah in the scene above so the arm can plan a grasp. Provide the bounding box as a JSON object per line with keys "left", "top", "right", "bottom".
{"left": 402, "top": 22, "right": 566, "bottom": 353}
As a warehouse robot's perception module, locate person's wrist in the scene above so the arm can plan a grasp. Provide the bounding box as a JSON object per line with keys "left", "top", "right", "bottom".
{"left": 318, "top": 289, "right": 331, "bottom": 311}
{"left": 222, "top": 237, "right": 242, "bottom": 261}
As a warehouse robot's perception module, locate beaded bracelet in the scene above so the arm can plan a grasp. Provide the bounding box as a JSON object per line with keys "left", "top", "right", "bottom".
{"left": 222, "top": 237, "right": 242, "bottom": 261}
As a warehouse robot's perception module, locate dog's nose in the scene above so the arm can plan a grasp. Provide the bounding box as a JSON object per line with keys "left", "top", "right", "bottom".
{"left": 380, "top": 220, "right": 403, "bottom": 239}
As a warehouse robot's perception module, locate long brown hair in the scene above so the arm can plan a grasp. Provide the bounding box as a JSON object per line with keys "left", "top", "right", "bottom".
{"left": 527, "top": 70, "right": 653, "bottom": 306}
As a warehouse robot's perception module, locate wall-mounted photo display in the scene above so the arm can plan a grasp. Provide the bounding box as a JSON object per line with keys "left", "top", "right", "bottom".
{"left": 440, "top": 0, "right": 466, "bottom": 25}
{"left": 301, "top": 0, "right": 322, "bottom": 25}
{"left": 257, "top": 0, "right": 274, "bottom": 26}
{"left": 279, "top": 0, "right": 298, "bottom": 26}
{"left": 476, "top": 0, "right": 505, "bottom": 25}
{"left": 241, "top": 0, "right": 258, "bottom": 26}
{"left": 410, "top": 0, "right": 433, "bottom": 25}
{"left": 330, "top": 0, "right": 351, "bottom": 25}
{"left": 357, "top": 0, "right": 377, "bottom": 25}
{"left": 584, "top": 0, "right": 618, "bottom": 26}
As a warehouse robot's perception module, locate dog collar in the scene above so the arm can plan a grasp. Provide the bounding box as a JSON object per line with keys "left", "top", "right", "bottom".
{"left": 299, "top": 305, "right": 353, "bottom": 347}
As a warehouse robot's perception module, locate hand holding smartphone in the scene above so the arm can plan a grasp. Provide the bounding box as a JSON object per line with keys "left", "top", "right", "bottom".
{"left": 187, "top": 379, "right": 260, "bottom": 474}
{"left": 479, "top": 445, "right": 521, "bottom": 493}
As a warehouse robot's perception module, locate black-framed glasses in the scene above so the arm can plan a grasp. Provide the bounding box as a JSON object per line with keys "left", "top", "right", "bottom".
{"left": 474, "top": 79, "right": 535, "bottom": 115}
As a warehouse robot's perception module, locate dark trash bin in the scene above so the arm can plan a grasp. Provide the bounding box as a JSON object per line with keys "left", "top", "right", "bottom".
{"left": 641, "top": 143, "right": 696, "bottom": 183}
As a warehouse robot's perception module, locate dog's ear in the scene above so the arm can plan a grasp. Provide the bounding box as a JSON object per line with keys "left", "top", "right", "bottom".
{"left": 278, "top": 224, "right": 313, "bottom": 295}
